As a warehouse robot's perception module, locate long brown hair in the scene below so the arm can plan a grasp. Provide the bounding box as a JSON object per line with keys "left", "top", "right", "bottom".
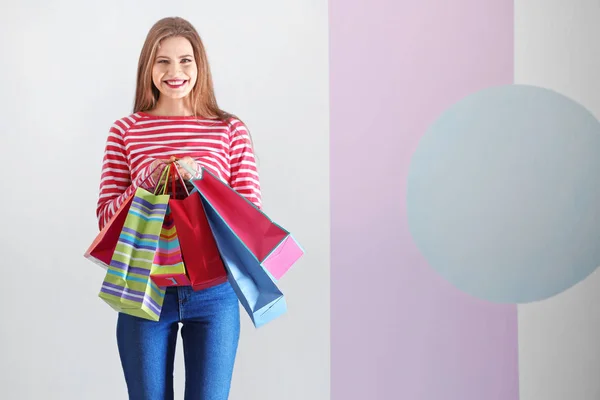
{"left": 134, "top": 17, "right": 232, "bottom": 121}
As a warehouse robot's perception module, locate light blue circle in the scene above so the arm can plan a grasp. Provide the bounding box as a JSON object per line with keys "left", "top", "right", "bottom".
{"left": 407, "top": 84, "right": 600, "bottom": 303}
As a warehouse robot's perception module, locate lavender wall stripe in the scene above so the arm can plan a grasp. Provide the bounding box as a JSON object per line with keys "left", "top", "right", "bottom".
{"left": 329, "top": 1, "right": 518, "bottom": 399}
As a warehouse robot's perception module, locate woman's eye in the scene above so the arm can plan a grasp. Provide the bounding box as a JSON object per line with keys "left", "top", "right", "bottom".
{"left": 157, "top": 60, "right": 168, "bottom": 64}
{"left": 182, "top": 58, "right": 192, "bottom": 63}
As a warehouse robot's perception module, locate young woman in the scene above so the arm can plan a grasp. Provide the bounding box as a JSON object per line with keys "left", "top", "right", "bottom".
{"left": 96, "top": 16, "right": 261, "bottom": 400}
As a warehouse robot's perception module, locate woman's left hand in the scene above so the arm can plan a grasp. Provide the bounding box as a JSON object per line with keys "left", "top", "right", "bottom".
{"left": 170, "top": 156, "right": 198, "bottom": 180}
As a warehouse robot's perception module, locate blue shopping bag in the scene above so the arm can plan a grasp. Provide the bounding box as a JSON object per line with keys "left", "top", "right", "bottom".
{"left": 201, "top": 196, "right": 287, "bottom": 328}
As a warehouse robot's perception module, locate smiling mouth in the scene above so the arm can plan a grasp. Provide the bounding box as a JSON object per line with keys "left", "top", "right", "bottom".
{"left": 164, "top": 80, "right": 188, "bottom": 89}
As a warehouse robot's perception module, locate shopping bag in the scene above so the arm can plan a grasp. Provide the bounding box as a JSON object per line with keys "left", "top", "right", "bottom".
{"left": 201, "top": 194, "right": 287, "bottom": 327}
{"left": 84, "top": 195, "right": 133, "bottom": 269}
{"left": 149, "top": 207, "right": 191, "bottom": 286}
{"left": 169, "top": 192, "right": 228, "bottom": 291}
{"left": 84, "top": 163, "right": 166, "bottom": 269}
{"left": 189, "top": 167, "right": 304, "bottom": 280}
{"left": 160, "top": 162, "right": 227, "bottom": 291}
{"left": 149, "top": 166, "right": 191, "bottom": 286}
{"left": 98, "top": 187, "right": 170, "bottom": 321}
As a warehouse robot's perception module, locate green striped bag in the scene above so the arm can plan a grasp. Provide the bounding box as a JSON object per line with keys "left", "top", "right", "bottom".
{"left": 98, "top": 186, "right": 170, "bottom": 321}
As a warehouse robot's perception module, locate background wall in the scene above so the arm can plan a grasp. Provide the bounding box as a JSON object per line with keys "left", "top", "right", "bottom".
{"left": 0, "top": 1, "right": 329, "bottom": 399}
{"left": 515, "top": 1, "right": 600, "bottom": 399}
{"left": 330, "top": 1, "right": 518, "bottom": 399}
{"left": 330, "top": 0, "right": 600, "bottom": 400}
{"left": 2, "top": 1, "right": 599, "bottom": 399}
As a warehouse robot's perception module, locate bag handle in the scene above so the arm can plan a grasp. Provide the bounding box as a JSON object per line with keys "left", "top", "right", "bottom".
{"left": 172, "top": 161, "right": 191, "bottom": 197}
{"left": 153, "top": 164, "right": 171, "bottom": 195}
{"left": 152, "top": 161, "right": 192, "bottom": 198}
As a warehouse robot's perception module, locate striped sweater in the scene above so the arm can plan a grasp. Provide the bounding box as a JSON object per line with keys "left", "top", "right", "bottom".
{"left": 96, "top": 111, "right": 261, "bottom": 230}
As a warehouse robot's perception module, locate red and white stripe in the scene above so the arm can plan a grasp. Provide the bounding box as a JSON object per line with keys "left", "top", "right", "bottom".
{"left": 96, "top": 112, "right": 261, "bottom": 230}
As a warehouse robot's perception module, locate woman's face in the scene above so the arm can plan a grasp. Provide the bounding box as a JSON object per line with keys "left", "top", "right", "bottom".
{"left": 152, "top": 36, "right": 198, "bottom": 100}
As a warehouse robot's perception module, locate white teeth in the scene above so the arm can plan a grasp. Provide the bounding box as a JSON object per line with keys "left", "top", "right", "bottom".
{"left": 167, "top": 80, "right": 185, "bottom": 85}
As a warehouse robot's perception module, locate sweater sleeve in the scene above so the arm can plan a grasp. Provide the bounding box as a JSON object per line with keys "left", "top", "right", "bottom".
{"left": 95, "top": 121, "right": 163, "bottom": 230}
{"left": 228, "top": 118, "right": 262, "bottom": 209}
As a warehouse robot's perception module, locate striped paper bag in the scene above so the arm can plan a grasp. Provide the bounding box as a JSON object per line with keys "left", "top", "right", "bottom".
{"left": 98, "top": 187, "right": 170, "bottom": 321}
{"left": 149, "top": 208, "right": 191, "bottom": 287}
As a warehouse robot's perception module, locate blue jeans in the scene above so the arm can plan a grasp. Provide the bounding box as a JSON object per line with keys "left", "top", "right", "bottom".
{"left": 116, "top": 282, "right": 240, "bottom": 400}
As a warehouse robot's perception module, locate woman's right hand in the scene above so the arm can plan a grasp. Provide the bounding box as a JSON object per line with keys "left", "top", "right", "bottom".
{"left": 149, "top": 158, "right": 173, "bottom": 183}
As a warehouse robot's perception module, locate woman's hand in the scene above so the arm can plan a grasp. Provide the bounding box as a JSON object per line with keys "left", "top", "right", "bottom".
{"left": 149, "top": 158, "right": 172, "bottom": 182}
{"left": 170, "top": 156, "right": 198, "bottom": 180}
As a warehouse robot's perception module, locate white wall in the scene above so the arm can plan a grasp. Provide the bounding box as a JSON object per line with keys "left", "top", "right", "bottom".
{"left": 0, "top": 1, "right": 330, "bottom": 399}
{"left": 515, "top": 1, "right": 600, "bottom": 399}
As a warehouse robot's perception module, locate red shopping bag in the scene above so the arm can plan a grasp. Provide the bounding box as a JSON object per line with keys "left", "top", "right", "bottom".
{"left": 84, "top": 195, "right": 134, "bottom": 268}
{"left": 169, "top": 191, "right": 228, "bottom": 291}
{"left": 191, "top": 168, "right": 303, "bottom": 280}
